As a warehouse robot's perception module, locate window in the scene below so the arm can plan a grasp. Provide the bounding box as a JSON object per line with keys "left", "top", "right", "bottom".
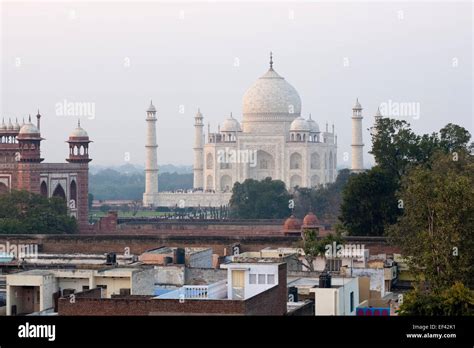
{"left": 258, "top": 274, "right": 266, "bottom": 284}
{"left": 249, "top": 274, "right": 257, "bottom": 284}
{"left": 350, "top": 291, "right": 354, "bottom": 313}
{"left": 267, "top": 274, "right": 275, "bottom": 284}
{"left": 119, "top": 288, "right": 131, "bottom": 296}
{"left": 82, "top": 286, "right": 89, "bottom": 291}
{"left": 327, "top": 259, "right": 342, "bottom": 272}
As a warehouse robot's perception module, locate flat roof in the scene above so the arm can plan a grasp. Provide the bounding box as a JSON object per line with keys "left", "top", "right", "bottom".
{"left": 9, "top": 270, "right": 55, "bottom": 276}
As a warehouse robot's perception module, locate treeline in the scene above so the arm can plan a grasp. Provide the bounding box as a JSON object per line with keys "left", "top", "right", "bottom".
{"left": 89, "top": 169, "right": 193, "bottom": 200}
{"left": 0, "top": 191, "right": 77, "bottom": 234}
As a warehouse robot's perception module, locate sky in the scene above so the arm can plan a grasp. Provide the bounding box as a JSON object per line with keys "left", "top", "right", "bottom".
{"left": 1, "top": 1, "right": 473, "bottom": 168}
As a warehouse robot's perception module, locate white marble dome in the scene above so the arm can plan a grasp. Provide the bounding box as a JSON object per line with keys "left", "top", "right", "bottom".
{"left": 221, "top": 114, "right": 241, "bottom": 132}
{"left": 307, "top": 115, "right": 320, "bottom": 133}
{"left": 242, "top": 68, "right": 301, "bottom": 117}
{"left": 290, "top": 116, "right": 310, "bottom": 132}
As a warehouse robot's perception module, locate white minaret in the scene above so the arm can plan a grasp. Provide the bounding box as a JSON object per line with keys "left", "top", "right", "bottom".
{"left": 372, "top": 107, "right": 383, "bottom": 137}
{"left": 143, "top": 101, "right": 159, "bottom": 207}
{"left": 193, "top": 109, "right": 204, "bottom": 189}
{"left": 351, "top": 98, "right": 364, "bottom": 173}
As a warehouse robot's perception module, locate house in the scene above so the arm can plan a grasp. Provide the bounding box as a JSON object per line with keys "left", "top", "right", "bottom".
{"left": 6, "top": 267, "right": 154, "bottom": 315}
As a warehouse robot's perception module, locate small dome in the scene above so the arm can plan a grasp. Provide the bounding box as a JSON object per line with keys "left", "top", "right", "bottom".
{"left": 0, "top": 119, "right": 6, "bottom": 131}
{"left": 283, "top": 215, "right": 302, "bottom": 231}
{"left": 147, "top": 101, "right": 156, "bottom": 113}
{"left": 307, "top": 114, "right": 320, "bottom": 133}
{"left": 69, "top": 120, "right": 89, "bottom": 138}
{"left": 290, "top": 117, "right": 310, "bottom": 132}
{"left": 221, "top": 113, "right": 241, "bottom": 132}
{"left": 353, "top": 98, "right": 362, "bottom": 110}
{"left": 19, "top": 122, "right": 40, "bottom": 135}
{"left": 303, "top": 212, "right": 320, "bottom": 227}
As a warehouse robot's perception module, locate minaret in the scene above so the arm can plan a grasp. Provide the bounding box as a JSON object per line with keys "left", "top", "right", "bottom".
{"left": 17, "top": 115, "right": 43, "bottom": 194}
{"left": 143, "top": 101, "right": 159, "bottom": 207}
{"left": 351, "top": 98, "right": 364, "bottom": 173}
{"left": 193, "top": 109, "right": 204, "bottom": 189}
{"left": 372, "top": 107, "right": 383, "bottom": 137}
{"left": 66, "top": 120, "right": 92, "bottom": 231}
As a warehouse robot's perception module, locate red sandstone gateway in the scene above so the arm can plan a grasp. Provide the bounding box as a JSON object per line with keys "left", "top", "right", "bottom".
{"left": 0, "top": 114, "right": 92, "bottom": 232}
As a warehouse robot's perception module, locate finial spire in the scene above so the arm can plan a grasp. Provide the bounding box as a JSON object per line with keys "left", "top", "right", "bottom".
{"left": 78, "top": 119, "right": 81, "bottom": 127}
{"left": 28, "top": 115, "right": 31, "bottom": 122}
{"left": 37, "top": 109, "right": 40, "bottom": 116}
{"left": 269, "top": 51, "right": 273, "bottom": 70}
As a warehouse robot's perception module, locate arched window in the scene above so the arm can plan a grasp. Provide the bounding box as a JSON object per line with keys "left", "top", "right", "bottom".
{"left": 310, "top": 152, "right": 320, "bottom": 169}
{"left": 40, "top": 181, "right": 48, "bottom": 197}
{"left": 70, "top": 180, "right": 77, "bottom": 209}
{"left": 52, "top": 184, "right": 66, "bottom": 201}
{"left": 290, "top": 152, "right": 302, "bottom": 170}
{"left": 0, "top": 182, "right": 8, "bottom": 195}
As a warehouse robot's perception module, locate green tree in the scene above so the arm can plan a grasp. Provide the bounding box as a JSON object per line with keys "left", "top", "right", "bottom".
{"left": 388, "top": 150, "right": 474, "bottom": 290}
{"left": 297, "top": 228, "right": 343, "bottom": 271}
{"left": 398, "top": 282, "right": 474, "bottom": 316}
{"left": 340, "top": 121, "right": 473, "bottom": 237}
{"left": 229, "top": 177, "right": 291, "bottom": 219}
{"left": 0, "top": 190, "right": 77, "bottom": 234}
{"left": 370, "top": 118, "right": 420, "bottom": 179}
{"left": 293, "top": 169, "right": 351, "bottom": 224}
{"left": 339, "top": 167, "right": 400, "bottom": 236}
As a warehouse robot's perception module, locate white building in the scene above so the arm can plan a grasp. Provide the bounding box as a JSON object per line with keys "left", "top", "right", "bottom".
{"left": 143, "top": 54, "right": 367, "bottom": 207}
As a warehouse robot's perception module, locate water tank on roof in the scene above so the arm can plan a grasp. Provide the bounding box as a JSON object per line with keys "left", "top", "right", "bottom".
{"left": 175, "top": 248, "right": 185, "bottom": 264}
{"left": 288, "top": 286, "right": 298, "bottom": 302}
{"left": 106, "top": 252, "right": 117, "bottom": 265}
{"left": 319, "top": 271, "right": 332, "bottom": 288}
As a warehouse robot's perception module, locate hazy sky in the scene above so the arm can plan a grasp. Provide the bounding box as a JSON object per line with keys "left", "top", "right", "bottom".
{"left": 1, "top": 1, "right": 473, "bottom": 167}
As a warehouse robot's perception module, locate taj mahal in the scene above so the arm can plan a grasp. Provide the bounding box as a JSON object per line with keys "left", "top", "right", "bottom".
{"left": 143, "top": 54, "right": 365, "bottom": 208}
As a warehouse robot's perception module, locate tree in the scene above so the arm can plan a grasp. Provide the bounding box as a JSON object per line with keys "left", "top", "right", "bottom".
{"left": 388, "top": 150, "right": 474, "bottom": 290}
{"left": 229, "top": 178, "right": 291, "bottom": 219}
{"left": 439, "top": 123, "right": 473, "bottom": 154}
{"left": 0, "top": 190, "right": 77, "bottom": 234}
{"left": 398, "top": 282, "right": 474, "bottom": 316}
{"left": 293, "top": 169, "right": 351, "bottom": 224}
{"left": 297, "top": 228, "right": 343, "bottom": 271}
{"left": 340, "top": 121, "right": 473, "bottom": 237}
{"left": 339, "top": 167, "right": 400, "bottom": 236}
{"left": 370, "top": 118, "right": 420, "bottom": 180}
